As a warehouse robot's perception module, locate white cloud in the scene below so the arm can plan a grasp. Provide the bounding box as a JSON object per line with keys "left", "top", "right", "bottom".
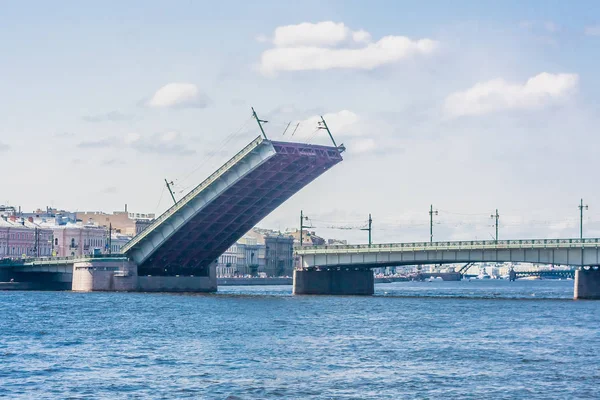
{"left": 352, "top": 29, "right": 371, "bottom": 44}
{"left": 146, "top": 83, "right": 209, "bottom": 109}
{"left": 443, "top": 72, "right": 579, "bottom": 118}
{"left": 585, "top": 25, "right": 600, "bottom": 36}
{"left": 259, "top": 21, "right": 438, "bottom": 74}
{"left": 273, "top": 21, "right": 350, "bottom": 47}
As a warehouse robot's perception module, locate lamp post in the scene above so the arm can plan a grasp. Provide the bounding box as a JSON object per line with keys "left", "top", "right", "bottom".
{"left": 490, "top": 209, "right": 500, "bottom": 242}
{"left": 579, "top": 198, "right": 588, "bottom": 240}
{"left": 299, "top": 210, "right": 310, "bottom": 247}
{"left": 579, "top": 199, "right": 588, "bottom": 268}
{"left": 360, "top": 214, "right": 372, "bottom": 246}
{"left": 429, "top": 205, "right": 438, "bottom": 243}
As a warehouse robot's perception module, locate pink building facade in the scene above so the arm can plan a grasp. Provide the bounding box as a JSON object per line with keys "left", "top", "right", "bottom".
{"left": 0, "top": 216, "right": 53, "bottom": 258}
{"left": 46, "top": 223, "right": 108, "bottom": 257}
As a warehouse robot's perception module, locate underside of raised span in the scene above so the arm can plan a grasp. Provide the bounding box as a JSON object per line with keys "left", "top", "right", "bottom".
{"left": 121, "top": 136, "right": 343, "bottom": 276}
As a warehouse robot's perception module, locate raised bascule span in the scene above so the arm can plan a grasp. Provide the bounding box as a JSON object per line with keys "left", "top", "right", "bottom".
{"left": 0, "top": 134, "right": 341, "bottom": 293}
{"left": 1, "top": 107, "right": 345, "bottom": 293}
{"left": 121, "top": 136, "right": 343, "bottom": 283}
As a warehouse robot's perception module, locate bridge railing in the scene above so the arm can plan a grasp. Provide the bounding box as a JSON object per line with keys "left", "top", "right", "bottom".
{"left": 295, "top": 238, "right": 600, "bottom": 254}
{"left": 121, "top": 135, "right": 266, "bottom": 253}
{"left": 3, "top": 253, "right": 130, "bottom": 265}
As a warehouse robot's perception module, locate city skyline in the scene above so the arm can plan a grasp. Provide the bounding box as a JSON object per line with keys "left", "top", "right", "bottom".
{"left": 2, "top": 1, "right": 600, "bottom": 243}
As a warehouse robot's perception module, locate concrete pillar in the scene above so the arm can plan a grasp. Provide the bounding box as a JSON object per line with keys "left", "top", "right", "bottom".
{"left": 574, "top": 268, "right": 600, "bottom": 299}
{"left": 72, "top": 259, "right": 138, "bottom": 292}
{"left": 293, "top": 268, "right": 374, "bottom": 295}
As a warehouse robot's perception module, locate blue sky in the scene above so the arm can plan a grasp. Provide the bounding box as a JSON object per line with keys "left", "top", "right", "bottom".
{"left": 1, "top": 1, "right": 600, "bottom": 243}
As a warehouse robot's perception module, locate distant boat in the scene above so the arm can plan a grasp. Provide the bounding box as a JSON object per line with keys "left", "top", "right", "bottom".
{"left": 477, "top": 272, "right": 491, "bottom": 280}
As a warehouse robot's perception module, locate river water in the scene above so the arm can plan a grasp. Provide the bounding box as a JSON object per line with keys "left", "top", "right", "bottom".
{"left": 1, "top": 280, "right": 599, "bottom": 399}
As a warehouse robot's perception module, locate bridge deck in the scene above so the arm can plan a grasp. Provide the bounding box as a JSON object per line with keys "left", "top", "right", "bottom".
{"left": 296, "top": 238, "right": 600, "bottom": 268}
{"left": 296, "top": 238, "right": 600, "bottom": 254}
{"left": 121, "top": 136, "right": 342, "bottom": 275}
{"left": 0, "top": 255, "right": 129, "bottom": 268}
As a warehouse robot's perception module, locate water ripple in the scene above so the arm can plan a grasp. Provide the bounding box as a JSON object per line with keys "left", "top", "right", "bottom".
{"left": 0, "top": 280, "right": 599, "bottom": 399}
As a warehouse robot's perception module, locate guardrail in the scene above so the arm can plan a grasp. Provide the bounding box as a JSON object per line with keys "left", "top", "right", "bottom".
{"left": 1, "top": 253, "right": 129, "bottom": 266}
{"left": 295, "top": 238, "right": 600, "bottom": 254}
{"left": 121, "top": 135, "right": 266, "bottom": 253}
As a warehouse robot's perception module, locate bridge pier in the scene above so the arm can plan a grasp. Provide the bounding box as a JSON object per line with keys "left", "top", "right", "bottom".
{"left": 72, "top": 259, "right": 138, "bottom": 292}
{"left": 293, "top": 268, "right": 374, "bottom": 295}
{"left": 574, "top": 268, "right": 600, "bottom": 299}
{"left": 72, "top": 259, "right": 218, "bottom": 293}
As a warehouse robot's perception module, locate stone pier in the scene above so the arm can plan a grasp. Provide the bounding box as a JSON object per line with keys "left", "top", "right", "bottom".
{"left": 293, "top": 268, "right": 374, "bottom": 295}
{"left": 72, "top": 258, "right": 217, "bottom": 293}
{"left": 574, "top": 268, "right": 600, "bottom": 299}
{"left": 72, "top": 258, "right": 138, "bottom": 292}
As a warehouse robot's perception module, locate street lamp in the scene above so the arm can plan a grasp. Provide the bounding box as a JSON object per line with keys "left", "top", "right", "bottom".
{"left": 429, "top": 205, "right": 438, "bottom": 243}
{"left": 579, "top": 198, "right": 588, "bottom": 240}
{"left": 490, "top": 209, "right": 500, "bottom": 242}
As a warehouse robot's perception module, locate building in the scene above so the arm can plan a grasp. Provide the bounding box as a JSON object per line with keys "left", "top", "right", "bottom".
{"left": 287, "top": 229, "right": 326, "bottom": 246}
{"left": 217, "top": 244, "right": 239, "bottom": 277}
{"left": 236, "top": 236, "right": 263, "bottom": 276}
{"left": 264, "top": 235, "right": 294, "bottom": 276}
{"left": 21, "top": 207, "right": 77, "bottom": 222}
{"left": 216, "top": 228, "right": 294, "bottom": 277}
{"left": 0, "top": 216, "right": 53, "bottom": 258}
{"left": 109, "top": 233, "right": 133, "bottom": 254}
{"left": 39, "top": 220, "right": 108, "bottom": 257}
{"left": 76, "top": 205, "right": 155, "bottom": 237}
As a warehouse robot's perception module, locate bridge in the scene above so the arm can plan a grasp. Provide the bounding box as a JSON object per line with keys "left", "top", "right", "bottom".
{"left": 1, "top": 135, "right": 343, "bottom": 292}
{"left": 0, "top": 255, "right": 131, "bottom": 290}
{"left": 293, "top": 238, "right": 600, "bottom": 298}
{"left": 456, "top": 262, "right": 576, "bottom": 280}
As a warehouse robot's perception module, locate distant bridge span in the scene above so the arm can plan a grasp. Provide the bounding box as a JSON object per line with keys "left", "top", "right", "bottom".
{"left": 293, "top": 239, "right": 600, "bottom": 297}
{"left": 295, "top": 238, "right": 600, "bottom": 269}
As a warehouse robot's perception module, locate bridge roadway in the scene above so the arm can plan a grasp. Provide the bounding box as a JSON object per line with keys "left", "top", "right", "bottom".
{"left": 293, "top": 238, "right": 600, "bottom": 298}
{"left": 296, "top": 238, "right": 600, "bottom": 268}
